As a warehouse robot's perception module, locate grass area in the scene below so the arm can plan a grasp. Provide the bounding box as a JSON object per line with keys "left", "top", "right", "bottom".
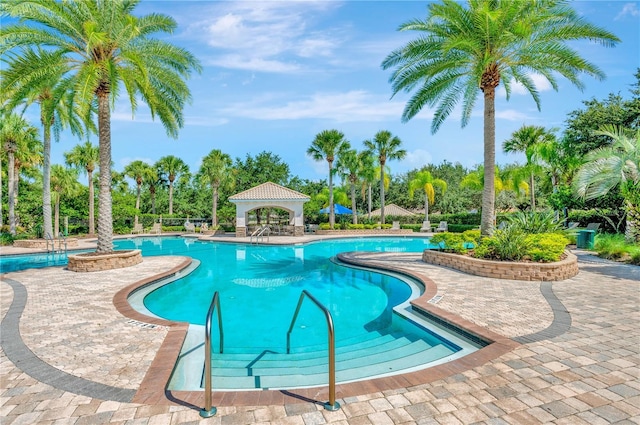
{"left": 593, "top": 233, "right": 640, "bottom": 265}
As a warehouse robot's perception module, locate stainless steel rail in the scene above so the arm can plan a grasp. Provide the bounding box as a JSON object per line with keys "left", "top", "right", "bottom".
{"left": 286, "top": 290, "right": 341, "bottom": 411}
{"left": 200, "top": 291, "right": 224, "bottom": 418}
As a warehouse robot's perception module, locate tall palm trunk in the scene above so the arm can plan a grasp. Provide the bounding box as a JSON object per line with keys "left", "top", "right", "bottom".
{"left": 350, "top": 180, "right": 357, "bottom": 225}
{"left": 481, "top": 88, "right": 496, "bottom": 236}
{"left": 379, "top": 163, "right": 386, "bottom": 224}
{"left": 328, "top": 161, "right": 335, "bottom": 229}
{"left": 87, "top": 169, "right": 95, "bottom": 235}
{"left": 168, "top": 177, "right": 174, "bottom": 215}
{"left": 626, "top": 200, "right": 640, "bottom": 243}
{"left": 212, "top": 185, "right": 218, "bottom": 226}
{"left": 424, "top": 195, "right": 430, "bottom": 222}
{"left": 96, "top": 91, "right": 113, "bottom": 253}
{"left": 7, "top": 147, "right": 16, "bottom": 235}
{"left": 367, "top": 184, "right": 372, "bottom": 220}
{"left": 54, "top": 193, "right": 60, "bottom": 237}
{"left": 135, "top": 182, "right": 142, "bottom": 210}
{"left": 42, "top": 123, "right": 53, "bottom": 238}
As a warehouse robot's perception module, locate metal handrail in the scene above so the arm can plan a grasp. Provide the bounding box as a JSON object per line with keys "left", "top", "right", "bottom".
{"left": 200, "top": 292, "right": 224, "bottom": 418}
{"left": 250, "top": 225, "right": 271, "bottom": 244}
{"left": 286, "top": 290, "right": 340, "bottom": 411}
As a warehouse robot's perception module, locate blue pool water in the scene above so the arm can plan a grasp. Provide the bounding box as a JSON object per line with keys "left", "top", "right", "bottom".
{"left": 118, "top": 236, "right": 444, "bottom": 352}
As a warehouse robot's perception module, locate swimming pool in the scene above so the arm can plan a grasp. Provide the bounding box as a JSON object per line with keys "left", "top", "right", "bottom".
{"left": 117, "top": 236, "right": 482, "bottom": 390}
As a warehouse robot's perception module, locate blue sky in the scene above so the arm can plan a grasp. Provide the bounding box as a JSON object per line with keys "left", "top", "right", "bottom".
{"left": 41, "top": 0, "right": 640, "bottom": 182}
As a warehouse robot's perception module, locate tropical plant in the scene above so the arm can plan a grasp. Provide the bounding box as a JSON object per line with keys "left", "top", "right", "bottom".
{"left": 1, "top": 0, "right": 201, "bottom": 252}
{"left": 335, "top": 148, "right": 361, "bottom": 224}
{"left": 64, "top": 142, "right": 99, "bottom": 235}
{"left": 408, "top": 170, "right": 447, "bottom": 224}
{"left": 0, "top": 112, "right": 40, "bottom": 235}
{"left": 381, "top": 0, "right": 619, "bottom": 235}
{"left": 460, "top": 165, "right": 528, "bottom": 203}
{"left": 574, "top": 126, "right": 640, "bottom": 242}
{"left": 307, "top": 129, "right": 350, "bottom": 229}
{"left": 198, "top": 149, "right": 234, "bottom": 226}
{"left": 49, "top": 164, "right": 80, "bottom": 237}
{"left": 1, "top": 47, "right": 94, "bottom": 240}
{"left": 363, "top": 130, "right": 406, "bottom": 224}
{"left": 155, "top": 155, "right": 189, "bottom": 215}
{"left": 506, "top": 210, "right": 563, "bottom": 234}
{"left": 503, "top": 125, "right": 556, "bottom": 210}
{"left": 124, "top": 160, "right": 154, "bottom": 214}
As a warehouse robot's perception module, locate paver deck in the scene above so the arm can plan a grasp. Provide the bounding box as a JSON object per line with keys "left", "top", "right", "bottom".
{"left": 1, "top": 237, "right": 638, "bottom": 424}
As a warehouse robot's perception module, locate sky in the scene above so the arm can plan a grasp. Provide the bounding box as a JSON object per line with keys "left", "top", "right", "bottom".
{"left": 26, "top": 0, "right": 640, "bottom": 183}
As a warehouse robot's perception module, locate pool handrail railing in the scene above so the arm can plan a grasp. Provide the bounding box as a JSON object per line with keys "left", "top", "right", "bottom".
{"left": 287, "top": 290, "right": 341, "bottom": 411}
{"left": 200, "top": 291, "right": 223, "bottom": 418}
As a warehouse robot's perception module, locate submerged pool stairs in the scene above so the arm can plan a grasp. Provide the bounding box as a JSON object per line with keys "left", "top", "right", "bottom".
{"left": 170, "top": 330, "right": 455, "bottom": 391}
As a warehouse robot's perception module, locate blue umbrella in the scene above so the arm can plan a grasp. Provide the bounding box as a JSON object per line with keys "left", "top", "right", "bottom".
{"left": 319, "top": 204, "right": 353, "bottom": 215}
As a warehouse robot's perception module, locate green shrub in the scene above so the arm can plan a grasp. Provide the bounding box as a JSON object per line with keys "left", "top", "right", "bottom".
{"left": 0, "top": 233, "right": 14, "bottom": 246}
{"left": 401, "top": 224, "right": 422, "bottom": 232}
{"left": 525, "top": 233, "right": 569, "bottom": 262}
{"left": 594, "top": 233, "right": 630, "bottom": 260}
{"left": 364, "top": 224, "right": 376, "bottom": 229}
{"left": 346, "top": 223, "right": 365, "bottom": 229}
{"left": 462, "top": 229, "right": 482, "bottom": 246}
{"left": 447, "top": 224, "right": 478, "bottom": 233}
{"left": 475, "top": 226, "right": 531, "bottom": 261}
{"left": 430, "top": 232, "right": 467, "bottom": 254}
{"left": 507, "top": 211, "right": 563, "bottom": 234}
{"left": 629, "top": 246, "right": 640, "bottom": 265}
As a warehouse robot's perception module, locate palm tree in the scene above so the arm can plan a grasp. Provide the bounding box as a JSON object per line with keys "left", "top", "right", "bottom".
{"left": 335, "top": 148, "right": 361, "bottom": 224}
{"left": 146, "top": 169, "right": 163, "bottom": 215}
{"left": 124, "top": 160, "right": 154, "bottom": 215}
{"left": 155, "top": 155, "right": 189, "bottom": 215}
{"left": 461, "top": 165, "right": 529, "bottom": 215}
{"left": 1, "top": 0, "right": 201, "bottom": 252}
{"left": 198, "top": 149, "right": 234, "bottom": 226}
{"left": 381, "top": 0, "right": 619, "bottom": 235}
{"left": 50, "top": 164, "right": 80, "bottom": 237}
{"left": 1, "top": 47, "right": 92, "bottom": 240}
{"left": 408, "top": 170, "right": 447, "bottom": 226}
{"left": 307, "top": 129, "right": 349, "bottom": 229}
{"left": 363, "top": 130, "right": 406, "bottom": 224}
{"left": 358, "top": 151, "right": 376, "bottom": 220}
{"left": 0, "top": 112, "right": 39, "bottom": 235}
{"left": 574, "top": 126, "right": 639, "bottom": 242}
{"left": 503, "top": 125, "right": 555, "bottom": 210}
{"left": 64, "top": 142, "right": 99, "bottom": 235}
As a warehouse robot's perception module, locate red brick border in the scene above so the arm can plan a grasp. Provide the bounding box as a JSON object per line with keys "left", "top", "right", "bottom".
{"left": 422, "top": 249, "right": 578, "bottom": 281}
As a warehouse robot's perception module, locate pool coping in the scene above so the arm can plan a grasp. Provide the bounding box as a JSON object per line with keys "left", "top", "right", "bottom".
{"left": 111, "top": 251, "right": 521, "bottom": 408}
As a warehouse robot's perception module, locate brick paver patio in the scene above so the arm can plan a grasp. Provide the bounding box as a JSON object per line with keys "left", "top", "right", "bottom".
{"left": 1, "top": 239, "right": 638, "bottom": 424}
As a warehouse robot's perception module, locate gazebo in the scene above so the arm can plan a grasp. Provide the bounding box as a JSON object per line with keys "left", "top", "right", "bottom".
{"left": 229, "top": 182, "right": 310, "bottom": 237}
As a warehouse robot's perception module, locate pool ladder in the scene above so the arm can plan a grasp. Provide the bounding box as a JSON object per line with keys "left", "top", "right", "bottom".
{"left": 250, "top": 225, "right": 270, "bottom": 244}
{"left": 45, "top": 233, "right": 67, "bottom": 254}
{"left": 200, "top": 289, "right": 341, "bottom": 417}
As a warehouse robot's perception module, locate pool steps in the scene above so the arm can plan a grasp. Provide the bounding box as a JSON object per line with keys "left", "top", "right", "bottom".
{"left": 207, "top": 340, "right": 452, "bottom": 390}
{"left": 168, "top": 330, "right": 455, "bottom": 391}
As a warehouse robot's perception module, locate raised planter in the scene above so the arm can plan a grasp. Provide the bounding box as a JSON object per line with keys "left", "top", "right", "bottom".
{"left": 422, "top": 249, "right": 578, "bottom": 281}
{"left": 13, "top": 238, "right": 79, "bottom": 250}
{"left": 67, "top": 249, "right": 143, "bottom": 272}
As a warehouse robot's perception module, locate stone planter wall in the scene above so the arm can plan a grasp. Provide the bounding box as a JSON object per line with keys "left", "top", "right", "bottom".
{"left": 422, "top": 249, "right": 578, "bottom": 281}
{"left": 13, "top": 238, "right": 79, "bottom": 250}
{"left": 315, "top": 229, "right": 413, "bottom": 235}
{"left": 67, "top": 249, "right": 143, "bottom": 272}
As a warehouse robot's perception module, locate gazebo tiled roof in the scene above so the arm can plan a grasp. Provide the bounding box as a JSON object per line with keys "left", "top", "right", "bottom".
{"left": 229, "top": 182, "right": 310, "bottom": 201}
{"left": 370, "top": 204, "right": 418, "bottom": 217}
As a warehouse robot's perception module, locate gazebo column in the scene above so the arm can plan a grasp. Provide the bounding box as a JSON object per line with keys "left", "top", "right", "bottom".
{"left": 235, "top": 210, "right": 247, "bottom": 237}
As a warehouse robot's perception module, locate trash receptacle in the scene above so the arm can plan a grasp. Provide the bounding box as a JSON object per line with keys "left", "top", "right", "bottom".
{"left": 577, "top": 229, "right": 595, "bottom": 249}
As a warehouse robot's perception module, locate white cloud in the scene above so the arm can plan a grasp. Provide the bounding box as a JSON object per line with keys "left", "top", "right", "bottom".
{"left": 495, "top": 109, "right": 534, "bottom": 121}
{"left": 616, "top": 2, "right": 639, "bottom": 20}
{"left": 219, "top": 90, "right": 419, "bottom": 122}
{"left": 403, "top": 149, "right": 433, "bottom": 169}
{"left": 186, "top": 1, "right": 344, "bottom": 74}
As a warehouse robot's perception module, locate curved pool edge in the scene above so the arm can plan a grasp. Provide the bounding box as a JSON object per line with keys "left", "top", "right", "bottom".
{"left": 113, "top": 251, "right": 519, "bottom": 408}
